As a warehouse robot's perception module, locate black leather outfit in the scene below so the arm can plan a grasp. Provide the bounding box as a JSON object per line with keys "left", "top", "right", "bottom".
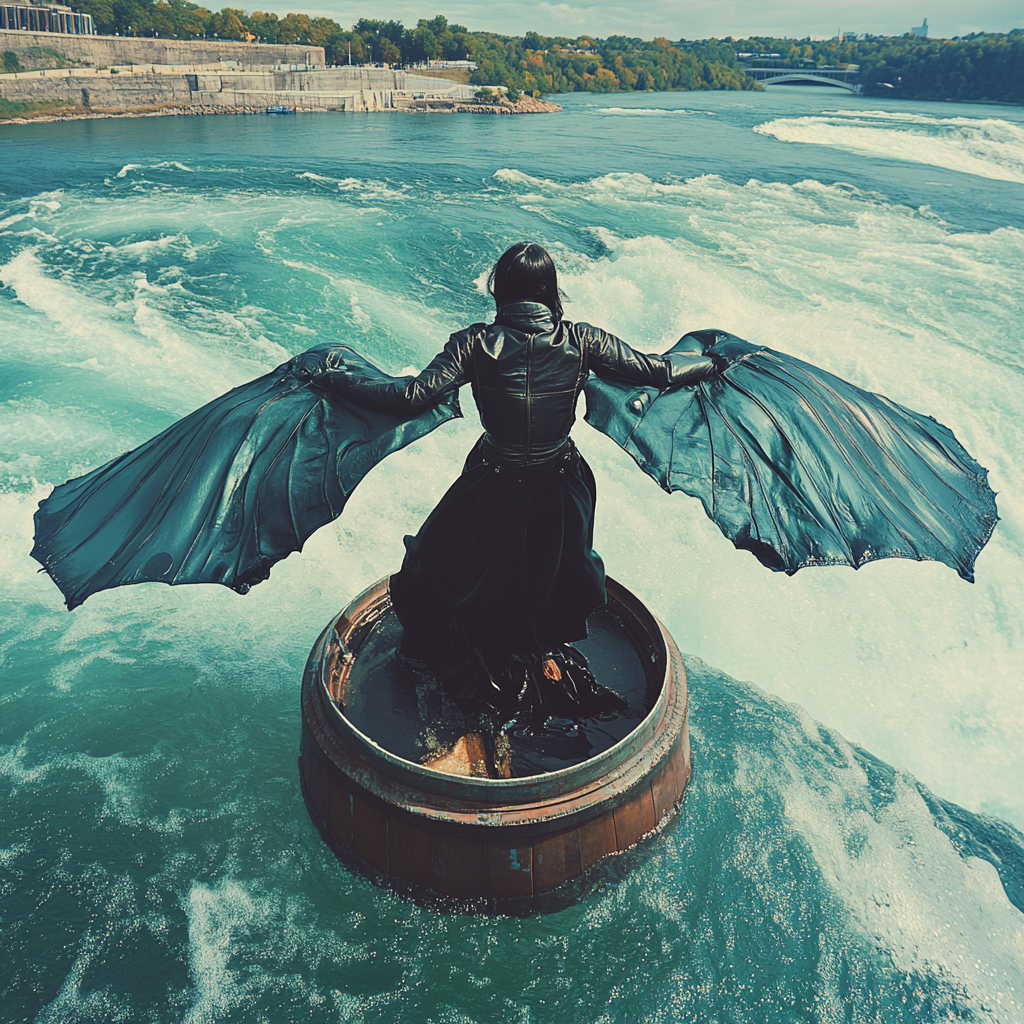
{"left": 338, "top": 301, "right": 717, "bottom": 690}
{"left": 341, "top": 301, "right": 716, "bottom": 465}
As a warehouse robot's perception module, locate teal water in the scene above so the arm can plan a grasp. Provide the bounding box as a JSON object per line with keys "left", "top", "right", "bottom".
{"left": 2, "top": 88, "right": 1023, "bottom": 1021}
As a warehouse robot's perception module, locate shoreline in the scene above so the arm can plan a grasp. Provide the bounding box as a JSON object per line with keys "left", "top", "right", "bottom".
{"left": 5, "top": 87, "right": 1017, "bottom": 128}
{"left": 0, "top": 96, "right": 561, "bottom": 126}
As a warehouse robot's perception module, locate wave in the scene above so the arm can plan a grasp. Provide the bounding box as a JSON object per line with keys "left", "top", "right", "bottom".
{"left": 0, "top": 195, "right": 63, "bottom": 235}
{"left": 115, "top": 160, "right": 196, "bottom": 179}
{"left": 295, "top": 170, "right": 410, "bottom": 199}
{"left": 2, "top": 131, "right": 1023, "bottom": 1020}
{"left": 3, "top": 621, "right": 1021, "bottom": 1021}
{"left": 597, "top": 106, "right": 714, "bottom": 117}
{"left": 3, "top": 165, "right": 1022, "bottom": 832}
{"left": 753, "top": 110, "right": 1024, "bottom": 183}
{"left": 486, "top": 166, "right": 1024, "bottom": 826}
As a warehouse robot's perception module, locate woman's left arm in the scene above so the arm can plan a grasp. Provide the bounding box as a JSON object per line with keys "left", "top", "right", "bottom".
{"left": 579, "top": 324, "right": 718, "bottom": 389}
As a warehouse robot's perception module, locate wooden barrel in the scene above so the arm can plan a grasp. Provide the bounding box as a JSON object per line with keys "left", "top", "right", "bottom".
{"left": 299, "top": 575, "right": 690, "bottom": 912}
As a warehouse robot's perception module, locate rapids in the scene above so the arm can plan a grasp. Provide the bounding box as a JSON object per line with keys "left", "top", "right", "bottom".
{"left": 2, "top": 87, "right": 1022, "bottom": 1021}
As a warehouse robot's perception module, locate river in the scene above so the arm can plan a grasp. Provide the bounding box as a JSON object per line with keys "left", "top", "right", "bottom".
{"left": 2, "top": 86, "right": 1022, "bottom": 1022}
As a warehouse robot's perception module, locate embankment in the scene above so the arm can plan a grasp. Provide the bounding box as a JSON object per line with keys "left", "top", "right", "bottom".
{"left": 1, "top": 67, "right": 413, "bottom": 115}
{"left": 1, "top": 61, "right": 559, "bottom": 119}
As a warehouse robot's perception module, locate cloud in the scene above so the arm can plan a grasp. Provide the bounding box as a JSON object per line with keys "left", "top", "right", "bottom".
{"left": 274, "top": 0, "right": 1022, "bottom": 39}
{"left": 537, "top": 2, "right": 592, "bottom": 30}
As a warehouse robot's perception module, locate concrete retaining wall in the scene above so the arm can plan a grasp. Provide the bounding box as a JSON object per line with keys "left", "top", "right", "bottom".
{"left": 0, "top": 29, "right": 323, "bottom": 67}
{"left": 1, "top": 66, "right": 480, "bottom": 114}
{"left": 0, "top": 66, "right": 475, "bottom": 113}
{"left": 2, "top": 70, "right": 195, "bottom": 109}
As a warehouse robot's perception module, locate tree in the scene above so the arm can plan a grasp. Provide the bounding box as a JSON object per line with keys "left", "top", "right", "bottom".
{"left": 278, "top": 11, "right": 312, "bottom": 43}
{"left": 209, "top": 8, "right": 248, "bottom": 40}
{"left": 248, "top": 10, "right": 278, "bottom": 42}
{"left": 354, "top": 18, "right": 404, "bottom": 46}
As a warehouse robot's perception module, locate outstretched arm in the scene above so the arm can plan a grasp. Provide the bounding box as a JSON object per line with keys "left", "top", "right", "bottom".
{"left": 288, "top": 326, "right": 482, "bottom": 414}
{"left": 579, "top": 324, "right": 718, "bottom": 389}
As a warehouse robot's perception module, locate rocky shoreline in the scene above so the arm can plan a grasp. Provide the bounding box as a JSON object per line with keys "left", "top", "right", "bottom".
{"left": 0, "top": 95, "right": 561, "bottom": 126}
{"left": 416, "top": 95, "right": 562, "bottom": 115}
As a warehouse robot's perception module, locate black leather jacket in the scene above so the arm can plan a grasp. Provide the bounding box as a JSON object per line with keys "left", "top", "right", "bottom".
{"left": 336, "top": 301, "right": 716, "bottom": 463}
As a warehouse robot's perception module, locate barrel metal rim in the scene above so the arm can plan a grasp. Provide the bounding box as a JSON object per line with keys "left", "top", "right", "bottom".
{"left": 313, "top": 575, "right": 673, "bottom": 802}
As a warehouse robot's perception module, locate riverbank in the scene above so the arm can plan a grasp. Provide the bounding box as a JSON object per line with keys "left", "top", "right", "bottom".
{"left": 0, "top": 62, "right": 567, "bottom": 123}
{"left": 0, "top": 93, "right": 560, "bottom": 125}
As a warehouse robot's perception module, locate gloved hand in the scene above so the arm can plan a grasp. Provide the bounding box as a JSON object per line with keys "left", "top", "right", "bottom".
{"left": 675, "top": 330, "right": 730, "bottom": 374}
{"left": 707, "top": 349, "right": 731, "bottom": 374}
{"left": 285, "top": 349, "right": 350, "bottom": 381}
{"left": 285, "top": 351, "right": 328, "bottom": 380}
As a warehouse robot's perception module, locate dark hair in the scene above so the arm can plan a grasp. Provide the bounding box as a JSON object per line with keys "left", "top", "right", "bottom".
{"left": 487, "top": 242, "right": 564, "bottom": 322}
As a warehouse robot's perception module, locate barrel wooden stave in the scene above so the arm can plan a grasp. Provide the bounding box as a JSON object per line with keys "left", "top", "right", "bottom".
{"left": 300, "top": 718, "right": 691, "bottom": 909}
{"left": 299, "top": 577, "right": 691, "bottom": 911}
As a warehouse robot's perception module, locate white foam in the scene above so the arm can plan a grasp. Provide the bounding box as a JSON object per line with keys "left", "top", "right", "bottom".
{"left": 115, "top": 160, "right": 195, "bottom": 178}
{"left": 296, "top": 170, "right": 411, "bottom": 200}
{"left": 483, "top": 168, "right": 1024, "bottom": 824}
{"left": 636, "top": 663, "right": 1024, "bottom": 1021}
{"left": 0, "top": 248, "right": 272, "bottom": 416}
{"left": 34, "top": 930, "right": 132, "bottom": 1024}
{"left": 598, "top": 106, "right": 712, "bottom": 117}
{"left": 183, "top": 879, "right": 256, "bottom": 1023}
{"left": 753, "top": 110, "right": 1024, "bottom": 183}
{"left": 2, "top": 164, "right": 1021, "bottom": 831}
{"left": 101, "top": 232, "right": 200, "bottom": 260}
{"left": 0, "top": 195, "right": 61, "bottom": 231}
{"left": 768, "top": 721, "right": 1023, "bottom": 1013}
{"left": 178, "top": 876, "right": 379, "bottom": 1022}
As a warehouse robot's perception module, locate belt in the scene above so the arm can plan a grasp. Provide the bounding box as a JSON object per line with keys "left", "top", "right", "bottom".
{"left": 479, "top": 434, "right": 574, "bottom": 468}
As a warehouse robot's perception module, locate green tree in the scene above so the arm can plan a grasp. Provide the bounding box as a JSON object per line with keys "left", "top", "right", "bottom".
{"left": 277, "top": 11, "right": 311, "bottom": 43}
{"left": 248, "top": 10, "right": 278, "bottom": 41}
{"left": 209, "top": 8, "right": 248, "bottom": 39}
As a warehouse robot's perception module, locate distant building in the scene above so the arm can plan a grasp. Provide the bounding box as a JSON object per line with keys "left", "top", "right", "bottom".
{"left": 911, "top": 17, "right": 928, "bottom": 38}
{"left": 1, "top": 0, "right": 94, "bottom": 33}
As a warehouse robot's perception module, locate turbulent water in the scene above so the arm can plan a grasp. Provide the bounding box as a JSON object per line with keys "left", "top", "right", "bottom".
{"left": 2, "top": 87, "right": 1022, "bottom": 1022}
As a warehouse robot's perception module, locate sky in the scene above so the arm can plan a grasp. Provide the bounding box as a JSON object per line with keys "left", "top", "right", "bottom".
{"left": 270, "top": 0, "right": 1024, "bottom": 39}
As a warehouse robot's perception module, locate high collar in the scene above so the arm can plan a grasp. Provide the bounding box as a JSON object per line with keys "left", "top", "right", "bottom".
{"left": 495, "top": 301, "right": 556, "bottom": 330}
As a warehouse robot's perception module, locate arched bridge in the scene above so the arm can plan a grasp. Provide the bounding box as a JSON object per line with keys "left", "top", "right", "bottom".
{"left": 742, "top": 67, "right": 861, "bottom": 92}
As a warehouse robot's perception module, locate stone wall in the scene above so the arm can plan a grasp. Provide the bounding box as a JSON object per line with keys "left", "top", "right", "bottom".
{"left": 0, "top": 29, "right": 323, "bottom": 67}
{"left": 2, "top": 69, "right": 195, "bottom": 110}
{"left": 192, "top": 68, "right": 406, "bottom": 111}
{"left": 1, "top": 66, "right": 478, "bottom": 114}
{"left": 0, "top": 67, "right": 452, "bottom": 113}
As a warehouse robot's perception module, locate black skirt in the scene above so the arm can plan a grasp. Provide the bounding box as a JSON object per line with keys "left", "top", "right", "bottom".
{"left": 390, "top": 437, "right": 606, "bottom": 663}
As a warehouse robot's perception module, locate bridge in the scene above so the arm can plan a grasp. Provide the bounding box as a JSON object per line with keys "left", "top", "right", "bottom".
{"left": 742, "top": 67, "right": 861, "bottom": 92}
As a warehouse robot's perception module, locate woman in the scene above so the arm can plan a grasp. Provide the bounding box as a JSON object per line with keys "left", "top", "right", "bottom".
{"left": 32, "top": 245, "right": 995, "bottom": 706}
{"left": 327, "top": 242, "right": 720, "bottom": 712}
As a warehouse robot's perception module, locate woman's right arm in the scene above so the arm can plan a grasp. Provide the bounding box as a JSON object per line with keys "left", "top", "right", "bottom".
{"left": 289, "top": 326, "right": 483, "bottom": 414}
{"left": 578, "top": 323, "right": 718, "bottom": 389}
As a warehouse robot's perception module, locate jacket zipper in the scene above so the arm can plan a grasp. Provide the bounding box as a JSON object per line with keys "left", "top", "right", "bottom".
{"left": 525, "top": 333, "right": 534, "bottom": 454}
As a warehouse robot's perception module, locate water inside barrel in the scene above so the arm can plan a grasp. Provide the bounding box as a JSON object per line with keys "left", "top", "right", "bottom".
{"left": 339, "top": 605, "right": 652, "bottom": 777}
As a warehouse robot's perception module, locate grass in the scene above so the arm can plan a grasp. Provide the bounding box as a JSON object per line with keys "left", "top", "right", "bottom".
{"left": 1, "top": 46, "right": 88, "bottom": 75}
{"left": 0, "top": 96, "right": 80, "bottom": 119}
{"left": 2, "top": 51, "right": 25, "bottom": 74}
